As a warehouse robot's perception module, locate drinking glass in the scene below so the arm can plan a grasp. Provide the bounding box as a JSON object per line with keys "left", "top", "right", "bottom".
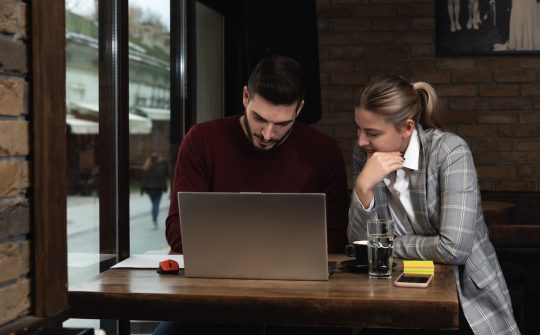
{"left": 366, "top": 219, "right": 394, "bottom": 279}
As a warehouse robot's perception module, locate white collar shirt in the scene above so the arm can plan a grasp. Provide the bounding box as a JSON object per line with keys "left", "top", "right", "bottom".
{"left": 382, "top": 129, "right": 419, "bottom": 236}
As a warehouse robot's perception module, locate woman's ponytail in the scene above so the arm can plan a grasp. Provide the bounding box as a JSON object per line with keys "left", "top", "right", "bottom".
{"left": 413, "top": 81, "right": 443, "bottom": 130}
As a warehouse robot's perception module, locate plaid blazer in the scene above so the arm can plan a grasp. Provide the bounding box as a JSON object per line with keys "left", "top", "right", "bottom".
{"left": 348, "top": 125, "right": 520, "bottom": 335}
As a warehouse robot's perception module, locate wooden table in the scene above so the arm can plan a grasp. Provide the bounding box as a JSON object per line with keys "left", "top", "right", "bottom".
{"left": 69, "top": 255, "right": 459, "bottom": 330}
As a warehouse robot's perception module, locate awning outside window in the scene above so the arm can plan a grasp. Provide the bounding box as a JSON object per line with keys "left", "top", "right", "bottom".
{"left": 66, "top": 115, "right": 99, "bottom": 134}
{"left": 134, "top": 106, "right": 170, "bottom": 121}
{"left": 68, "top": 101, "right": 153, "bottom": 134}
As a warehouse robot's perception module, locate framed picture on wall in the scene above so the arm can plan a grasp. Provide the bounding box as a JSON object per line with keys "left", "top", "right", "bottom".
{"left": 436, "top": 0, "right": 540, "bottom": 56}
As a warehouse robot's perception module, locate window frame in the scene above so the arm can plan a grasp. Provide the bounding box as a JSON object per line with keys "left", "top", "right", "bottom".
{"left": 97, "top": 0, "right": 130, "bottom": 271}
{"left": 32, "top": 0, "right": 69, "bottom": 318}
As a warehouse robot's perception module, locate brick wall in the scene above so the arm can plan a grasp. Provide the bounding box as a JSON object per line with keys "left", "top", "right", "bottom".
{"left": 0, "top": 0, "right": 31, "bottom": 328}
{"left": 315, "top": 0, "right": 540, "bottom": 192}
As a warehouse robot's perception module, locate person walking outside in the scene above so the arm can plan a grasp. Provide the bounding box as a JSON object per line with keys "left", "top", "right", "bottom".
{"left": 141, "top": 152, "right": 168, "bottom": 229}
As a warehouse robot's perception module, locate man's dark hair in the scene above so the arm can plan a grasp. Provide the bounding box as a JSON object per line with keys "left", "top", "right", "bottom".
{"left": 247, "top": 55, "right": 305, "bottom": 105}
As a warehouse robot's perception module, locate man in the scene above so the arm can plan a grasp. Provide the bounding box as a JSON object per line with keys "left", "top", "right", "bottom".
{"left": 165, "top": 55, "right": 349, "bottom": 254}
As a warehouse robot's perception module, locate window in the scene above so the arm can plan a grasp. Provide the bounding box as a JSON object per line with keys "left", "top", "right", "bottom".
{"left": 65, "top": 0, "right": 175, "bottom": 288}
{"left": 65, "top": 1, "right": 101, "bottom": 291}
{"left": 127, "top": 0, "right": 171, "bottom": 255}
{"left": 63, "top": 0, "right": 224, "bottom": 333}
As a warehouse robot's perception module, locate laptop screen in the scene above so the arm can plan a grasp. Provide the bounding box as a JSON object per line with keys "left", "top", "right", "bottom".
{"left": 178, "top": 192, "right": 329, "bottom": 281}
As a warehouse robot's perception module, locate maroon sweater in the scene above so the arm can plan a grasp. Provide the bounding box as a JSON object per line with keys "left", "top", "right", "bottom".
{"left": 166, "top": 115, "right": 349, "bottom": 253}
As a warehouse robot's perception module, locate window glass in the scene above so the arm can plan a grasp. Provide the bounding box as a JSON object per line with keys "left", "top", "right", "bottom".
{"left": 128, "top": 0, "right": 171, "bottom": 255}
{"left": 65, "top": 0, "right": 100, "bottom": 286}
{"left": 65, "top": 1, "right": 100, "bottom": 329}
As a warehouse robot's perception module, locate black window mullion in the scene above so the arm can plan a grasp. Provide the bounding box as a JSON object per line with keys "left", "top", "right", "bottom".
{"left": 170, "top": 0, "right": 185, "bottom": 146}
{"left": 171, "top": 0, "right": 196, "bottom": 148}
{"left": 98, "top": 0, "right": 130, "bottom": 272}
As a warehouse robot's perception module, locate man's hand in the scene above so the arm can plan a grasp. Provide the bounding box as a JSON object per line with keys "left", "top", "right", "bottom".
{"left": 354, "top": 151, "right": 404, "bottom": 207}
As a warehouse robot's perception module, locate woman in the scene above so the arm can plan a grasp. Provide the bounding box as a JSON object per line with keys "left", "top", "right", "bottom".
{"left": 348, "top": 75, "right": 519, "bottom": 335}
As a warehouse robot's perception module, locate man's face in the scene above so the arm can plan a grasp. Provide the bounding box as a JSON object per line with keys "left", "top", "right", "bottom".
{"left": 354, "top": 107, "right": 411, "bottom": 154}
{"left": 242, "top": 87, "right": 303, "bottom": 151}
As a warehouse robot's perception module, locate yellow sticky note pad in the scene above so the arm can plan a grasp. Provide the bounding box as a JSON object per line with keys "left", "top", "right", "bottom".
{"left": 403, "top": 260, "right": 434, "bottom": 275}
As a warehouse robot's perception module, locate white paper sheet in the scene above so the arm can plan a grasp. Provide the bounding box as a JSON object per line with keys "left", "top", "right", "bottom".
{"left": 111, "top": 254, "right": 184, "bottom": 269}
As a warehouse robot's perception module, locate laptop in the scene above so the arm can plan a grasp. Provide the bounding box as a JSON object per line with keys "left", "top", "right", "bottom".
{"left": 178, "top": 192, "right": 330, "bottom": 281}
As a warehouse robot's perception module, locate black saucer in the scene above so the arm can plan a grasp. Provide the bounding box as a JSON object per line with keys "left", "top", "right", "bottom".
{"left": 340, "top": 260, "right": 397, "bottom": 273}
{"left": 340, "top": 259, "right": 369, "bottom": 273}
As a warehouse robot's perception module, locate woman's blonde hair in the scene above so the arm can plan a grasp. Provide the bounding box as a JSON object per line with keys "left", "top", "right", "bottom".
{"left": 357, "top": 75, "right": 443, "bottom": 130}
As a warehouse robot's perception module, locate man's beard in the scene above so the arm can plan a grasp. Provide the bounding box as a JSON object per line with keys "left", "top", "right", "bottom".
{"left": 243, "top": 114, "right": 295, "bottom": 151}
